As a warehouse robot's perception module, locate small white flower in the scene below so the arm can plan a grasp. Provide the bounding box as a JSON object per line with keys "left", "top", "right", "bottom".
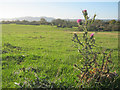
{"left": 78, "top": 49, "right": 80, "bottom": 52}
{"left": 14, "top": 82, "right": 20, "bottom": 85}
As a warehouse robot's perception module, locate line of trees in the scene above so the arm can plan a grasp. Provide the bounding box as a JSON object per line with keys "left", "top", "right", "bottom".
{"left": 1, "top": 18, "right": 51, "bottom": 25}
{"left": 1, "top": 18, "right": 119, "bottom": 31}
{"left": 87, "top": 20, "right": 119, "bottom": 31}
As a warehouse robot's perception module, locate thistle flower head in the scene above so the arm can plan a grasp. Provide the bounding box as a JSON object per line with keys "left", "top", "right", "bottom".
{"left": 90, "top": 33, "right": 94, "bottom": 37}
{"left": 82, "top": 10, "right": 88, "bottom": 17}
{"left": 83, "top": 10, "right": 87, "bottom": 12}
{"left": 77, "top": 19, "right": 82, "bottom": 23}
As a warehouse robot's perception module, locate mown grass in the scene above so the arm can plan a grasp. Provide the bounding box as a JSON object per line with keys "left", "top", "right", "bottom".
{"left": 2, "top": 24, "right": 119, "bottom": 88}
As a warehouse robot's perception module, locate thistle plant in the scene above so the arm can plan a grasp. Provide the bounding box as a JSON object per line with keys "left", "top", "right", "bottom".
{"left": 72, "top": 10, "right": 119, "bottom": 88}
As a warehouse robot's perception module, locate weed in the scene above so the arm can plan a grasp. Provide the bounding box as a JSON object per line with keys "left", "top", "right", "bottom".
{"left": 72, "top": 10, "right": 119, "bottom": 89}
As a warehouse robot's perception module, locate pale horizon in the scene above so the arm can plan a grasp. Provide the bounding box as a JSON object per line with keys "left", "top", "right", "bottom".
{"left": 0, "top": 1, "right": 118, "bottom": 19}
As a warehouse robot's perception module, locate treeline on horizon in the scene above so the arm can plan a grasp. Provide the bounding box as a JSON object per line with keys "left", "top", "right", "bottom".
{"left": 1, "top": 18, "right": 119, "bottom": 31}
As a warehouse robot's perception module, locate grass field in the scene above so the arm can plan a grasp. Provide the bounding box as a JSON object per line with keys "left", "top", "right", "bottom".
{"left": 2, "top": 24, "right": 119, "bottom": 88}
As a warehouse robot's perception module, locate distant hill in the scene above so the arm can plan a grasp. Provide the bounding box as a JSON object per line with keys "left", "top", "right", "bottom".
{"left": 0, "top": 16, "right": 117, "bottom": 22}
{"left": 0, "top": 16, "right": 55, "bottom": 22}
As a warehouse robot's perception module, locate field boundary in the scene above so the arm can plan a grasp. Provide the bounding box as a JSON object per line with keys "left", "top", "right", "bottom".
{"left": 65, "top": 31, "right": 119, "bottom": 35}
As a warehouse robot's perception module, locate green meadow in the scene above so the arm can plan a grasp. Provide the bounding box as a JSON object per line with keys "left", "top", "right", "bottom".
{"left": 2, "top": 24, "right": 119, "bottom": 88}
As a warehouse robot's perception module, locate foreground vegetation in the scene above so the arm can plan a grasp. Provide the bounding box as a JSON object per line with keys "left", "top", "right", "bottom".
{"left": 2, "top": 24, "right": 119, "bottom": 88}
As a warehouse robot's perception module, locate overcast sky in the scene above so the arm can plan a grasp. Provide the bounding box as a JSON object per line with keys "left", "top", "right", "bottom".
{"left": 0, "top": 0, "right": 119, "bottom": 19}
